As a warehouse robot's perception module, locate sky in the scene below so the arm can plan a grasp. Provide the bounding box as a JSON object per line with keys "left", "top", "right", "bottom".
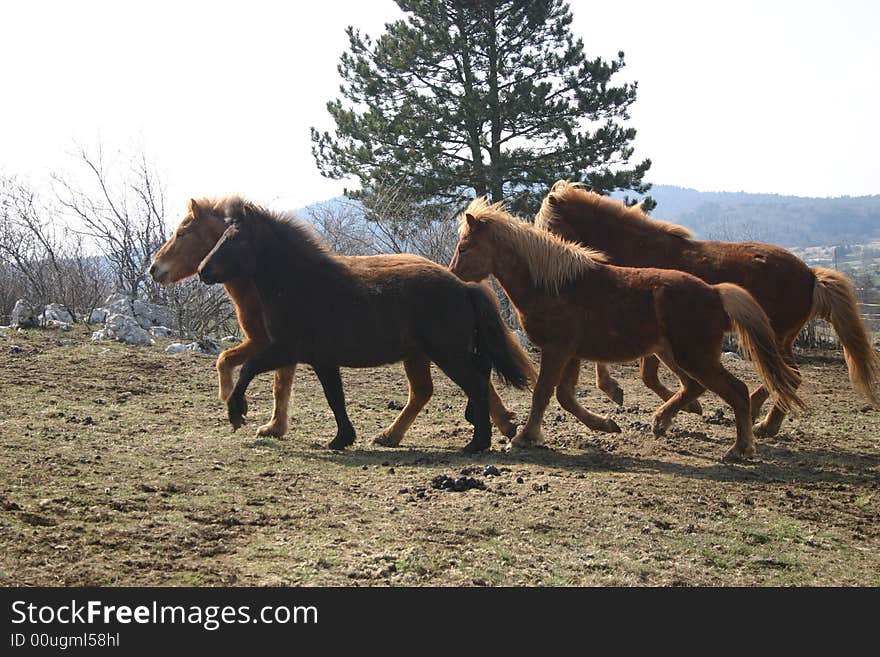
{"left": 1, "top": 0, "right": 878, "bottom": 217}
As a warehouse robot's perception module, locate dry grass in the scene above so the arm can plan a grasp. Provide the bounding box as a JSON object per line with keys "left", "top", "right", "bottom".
{"left": 0, "top": 326, "right": 877, "bottom": 586}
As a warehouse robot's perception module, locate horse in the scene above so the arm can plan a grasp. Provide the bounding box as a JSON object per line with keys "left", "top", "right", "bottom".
{"left": 196, "top": 197, "right": 531, "bottom": 452}
{"left": 534, "top": 181, "right": 880, "bottom": 436}
{"left": 449, "top": 198, "right": 806, "bottom": 461}
{"left": 150, "top": 197, "right": 533, "bottom": 446}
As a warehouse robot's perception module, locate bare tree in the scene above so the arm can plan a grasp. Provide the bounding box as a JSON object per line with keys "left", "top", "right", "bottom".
{"left": 305, "top": 201, "right": 375, "bottom": 256}
{"left": 52, "top": 141, "right": 168, "bottom": 301}
{"left": 0, "top": 175, "right": 111, "bottom": 321}
{"left": 163, "top": 279, "right": 237, "bottom": 340}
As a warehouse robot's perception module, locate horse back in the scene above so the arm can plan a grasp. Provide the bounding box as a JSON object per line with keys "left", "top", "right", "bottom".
{"left": 678, "top": 241, "right": 815, "bottom": 334}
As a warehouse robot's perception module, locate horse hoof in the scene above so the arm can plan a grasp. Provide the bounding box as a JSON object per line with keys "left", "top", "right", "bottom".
{"left": 651, "top": 416, "right": 670, "bottom": 437}
{"left": 327, "top": 433, "right": 356, "bottom": 450}
{"left": 509, "top": 432, "right": 543, "bottom": 449}
{"left": 722, "top": 447, "right": 754, "bottom": 463}
{"left": 684, "top": 400, "right": 703, "bottom": 415}
{"left": 256, "top": 422, "right": 287, "bottom": 438}
{"left": 372, "top": 432, "right": 402, "bottom": 447}
{"left": 462, "top": 439, "right": 490, "bottom": 454}
{"left": 753, "top": 421, "right": 781, "bottom": 438}
{"left": 604, "top": 417, "right": 621, "bottom": 433}
{"left": 496, "top": 418, "right": 518, "bottom": 439}
{"left": 610, "top": 386, "right": 624, "bottom": 407}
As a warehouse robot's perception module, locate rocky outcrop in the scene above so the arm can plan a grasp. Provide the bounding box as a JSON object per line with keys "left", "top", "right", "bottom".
{"left": 11, "top": 299, "right": 41, "bottom": 328}
{"left": 91, "top": 314, "right": 155, "bottom": 346}
{"left": 164, "top": 338, "right": 220, "bottom": 355}
{"left": 43, "top": 303, "right": 74, "bottom": 324}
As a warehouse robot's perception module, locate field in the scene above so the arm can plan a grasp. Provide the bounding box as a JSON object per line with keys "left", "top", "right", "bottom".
{"left": 1, "top": 326, "right": 878, "bottom": 586}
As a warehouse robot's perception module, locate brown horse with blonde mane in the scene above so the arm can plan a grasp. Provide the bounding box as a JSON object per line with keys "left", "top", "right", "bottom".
{"left": 150, "top": 197, "right": 532, "bottom": 445}
{"left": 450, "top": 198, "right": 806, "bottom": 461}
{"left": 534, "top": 181, "right": 880, "bottom": 435}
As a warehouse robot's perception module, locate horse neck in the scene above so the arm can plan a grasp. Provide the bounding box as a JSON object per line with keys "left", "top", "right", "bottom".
{"left": 488, "top": 239, "right": 549, "bottom": 313}
{"left": 252, "top": 221, "right": 344, "bottom": 298}
{"left": 559, "top": 210, "right": 686, "bottom": 266}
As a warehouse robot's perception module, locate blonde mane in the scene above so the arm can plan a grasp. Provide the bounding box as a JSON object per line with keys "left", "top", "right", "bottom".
{"left": 534, "top": 180, "right": 693, "bottom": 239}
{"left": 460, "top": 197, "right": 608, "bottom": 293}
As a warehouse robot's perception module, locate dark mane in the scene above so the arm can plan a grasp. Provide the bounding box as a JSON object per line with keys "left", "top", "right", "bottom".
{"left": 223, "top": 196, "right": 340, "bottom": 269}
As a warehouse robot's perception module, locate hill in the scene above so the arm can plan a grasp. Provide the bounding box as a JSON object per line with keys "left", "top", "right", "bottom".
{"left": 643, "top": 185, "right": 880, "bottom": 247}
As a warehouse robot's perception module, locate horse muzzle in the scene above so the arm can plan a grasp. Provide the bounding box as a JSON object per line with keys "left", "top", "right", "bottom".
{"left": 149, "top": 262, "right": 168, "bottom": 284}
{"left": 198, "top": 265, "right": 218, "bottom": 284}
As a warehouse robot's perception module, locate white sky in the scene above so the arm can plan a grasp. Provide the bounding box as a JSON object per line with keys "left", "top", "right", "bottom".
{"left": 1, "top": 0, "right": 877, "bottom": 217}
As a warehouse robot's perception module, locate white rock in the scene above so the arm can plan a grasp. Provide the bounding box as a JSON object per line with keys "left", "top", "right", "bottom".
{"left": 164, "top": 340, "right": 216, "bottom": 355}
{"left": 220, "top": 335, "right": 241, "bottom": 343}
{"left": 91, "top": 313, "right": 155, "bottom": 346}
{"left": 11, "top": 299, "right": 41, "bottom": 328}
{"left": 132, "top": 299, "right": 176, "bottom": 329}
{"left": 103, "top": 293, "right": 133, "bottom": 316}
{"left": 149, "top": 325, "right": 175, "bottom": 338}
{"left": 87, "top": 308, "right": 108, "bottom": 324}
{"left": 45, "top": 320, "right": 72, "bottom": 331}
{"left": 44, "top": 303, "right": 74, "bottom": 324}
{"left": 722, "top": 351, "right": 743, "bottom": 360}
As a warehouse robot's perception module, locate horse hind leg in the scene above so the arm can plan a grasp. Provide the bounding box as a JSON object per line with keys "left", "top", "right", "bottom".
{"left": 595, "top": 362, "right": 624, "bottom": 406}
{"left": 641, "top": 354, "right": 703, "bottom": 415}
{"left": 681, "top": 360, "right": 755, "bottom": 461}
{"left": 558, "top": 358, "right": 620, "bottom": 433}
{"left": 373, "top": 355, "right": 433, "bottom": 447}
{"left": 649, "top": 351, "right": 706, "bottom": 436}
{"left": 314, "top": 364, "right": 357, "bottom": 450}
{"left": 256, "top": 365, "right": 296, "bottom": 437}
{"left": 432, "top": 353, "right": 492, "bottom": 453}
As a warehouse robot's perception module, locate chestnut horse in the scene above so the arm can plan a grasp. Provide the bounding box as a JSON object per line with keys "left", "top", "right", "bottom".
{"left": 197, "top": 197, "right": 531, "bottom": 452}
{"left": 450, "top": 199, "right": 806, "bottom": 461}
{"left": 535, "top": 181, "right": 880, "bottom": 435}
{"left": 151, "top": 197, "right": 532, "bottom": 445}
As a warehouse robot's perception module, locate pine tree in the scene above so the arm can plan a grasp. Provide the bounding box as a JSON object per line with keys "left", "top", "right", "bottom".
{"left": 311, "top": 0, "right": 653, "bottom": 214}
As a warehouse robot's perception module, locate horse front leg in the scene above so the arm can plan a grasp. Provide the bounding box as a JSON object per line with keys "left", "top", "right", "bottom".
{"left": 373, "top": 355, "right": 433, "bottom": 447}
{"left": 256, "top": 366, "right": 297, "bottom": 438}
{"left": 559, "top": 358, "right": 621, "bottom": 433}
{"left": 488, "top": 382, "right": 518, "bottom": 438}
{"left": 510, "top": 347, "right": 570, "bottom": 449}
{"left": 595, "top": 362, "right": 624, "bottom": 406}
{"left": 640, "top": 354, "right": 703, "bottom": 415}
{"left": 314, "top": 364, "right": 357, "bottom": 450}
{"left": 216, "top": 338, "right": 264, "bottom": 402}
{"left": 228, "top": 344, "right": 294, "bottom": 431}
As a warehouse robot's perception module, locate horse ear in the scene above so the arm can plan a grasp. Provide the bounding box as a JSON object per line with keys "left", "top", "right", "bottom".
{"left": 465, "top": 213, "right": 480, "bottom": 230}
{"left": 189, "top": 198, "right": 200, "bottom": 219}
{"left": 547, "top": 193, "right": 561, "bottom": 206}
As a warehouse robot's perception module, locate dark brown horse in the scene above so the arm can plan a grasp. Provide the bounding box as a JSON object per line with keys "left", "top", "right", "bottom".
{"left": 534, "top": 181, "right": 880, "bottom": 435}
{"left": 150, "top": 197, "right": 531, "bottom": 444}
{"left": 450, "top": 199, "right": 805, "bottom": 461}
{"left": 197, "top": 197, "right": 530, "bottom": 452}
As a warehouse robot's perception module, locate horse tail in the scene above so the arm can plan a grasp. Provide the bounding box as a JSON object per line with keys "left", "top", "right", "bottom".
{"left": 810, "top": 267, "right": 880, "bottom": 405}
{"left": 716, "top": 283, "right": 807, "bottom": 414}
{"left": 467, "top": 283, "right": 533, "bottom": 389}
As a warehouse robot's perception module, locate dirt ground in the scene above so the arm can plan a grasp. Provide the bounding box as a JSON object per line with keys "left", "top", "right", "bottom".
{"left": 1, "top": 326, "right": 877, "bottom": 586}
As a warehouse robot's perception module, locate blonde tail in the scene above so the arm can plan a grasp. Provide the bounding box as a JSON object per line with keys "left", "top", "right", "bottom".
{"left": 716, "top": 283, "right": 807, "bottom": 414}
{"left": 811, "top": 267, "right": 880, "bottom": 405}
